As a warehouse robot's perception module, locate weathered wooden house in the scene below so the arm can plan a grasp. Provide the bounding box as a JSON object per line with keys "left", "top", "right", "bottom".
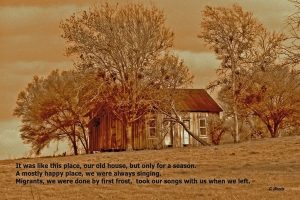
{"left": 88, "top": 89, "right": 222, "bottom": 152}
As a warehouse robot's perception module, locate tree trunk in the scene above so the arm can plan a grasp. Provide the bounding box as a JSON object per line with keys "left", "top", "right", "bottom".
{"left": 273, "top": 123, "right": 279, "bottom": 138}
{"left": 266, "top": 124, "right": 274, "bottom": 138}
{"left": 268, "top": 122, "right": 279, "bottom": 138}
{"left": 126, "top": 123, "right": 133, "bottom": 151}
{"left": 233, "top": 106, "right": 240, "bottom": 143}
{"left": 232, "top": 67, "right": 240, "bottom": 143}
{"left": 159, "top": 106, "right": 210, "bottom": 146}
{"left": 70, "top": 127, "right": 78, "bottom": 155}
{"left": 72, "top": 140, "right": 78, "bottom": 155}
{"left": 80, "top": 123, "right": 89, "bottom": 154}
{"left": 178, "top": 120, "right": 210, "bottom": 146}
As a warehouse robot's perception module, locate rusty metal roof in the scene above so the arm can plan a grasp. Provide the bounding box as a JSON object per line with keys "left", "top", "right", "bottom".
{"left": 87, "top": 89, "right": 222, "bottom": 125}
{"left": 174, "top": 89, "right": 222, "bottom": 113}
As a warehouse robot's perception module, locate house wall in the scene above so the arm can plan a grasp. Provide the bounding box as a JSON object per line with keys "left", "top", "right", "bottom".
{"left": 187, "top": 112, "right": 208, "bottom": 147}
{"left": 156, "top": 112, "right": 220, "bottom": 148}
{"left": 132, "top": 117, "right": 147, "bottom": 150}
{"left": 89, "top": 112, "right": 152, "bottom": 151}
{"left": 89, "top": 112, "right": 127, "bottom": 151}
{"left": 176, "top": 112, "right": 220, "bottom": 147}
{"left": 88, "top": 111, "right": 220, "bottom": 152}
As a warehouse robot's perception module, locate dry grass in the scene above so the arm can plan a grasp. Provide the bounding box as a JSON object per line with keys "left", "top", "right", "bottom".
{"left": 0, "top": 136, "right": 300, "bottom": 200}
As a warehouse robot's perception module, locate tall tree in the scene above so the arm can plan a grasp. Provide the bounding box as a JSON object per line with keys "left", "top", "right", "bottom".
{"left": 198, "top": 4, "right": 263, "bottom": 143}
{"left": 60, "top": 3, "right": 193, "bottom": 150}
{"left": 241, "top": 66, "right": 300, "bottom": 137}
{"left": 286, "top": 0, "right": 300, "bottom": 64}
{"left": 14, "top": 70, "right": 90, "bottom": 155}
{"left": 240, "top": 30, "right": 300, "bottom": 138}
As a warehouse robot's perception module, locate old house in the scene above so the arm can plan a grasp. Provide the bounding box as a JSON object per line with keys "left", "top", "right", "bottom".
{"left": 88, "top": 89, "right": 222, "bottom": 152}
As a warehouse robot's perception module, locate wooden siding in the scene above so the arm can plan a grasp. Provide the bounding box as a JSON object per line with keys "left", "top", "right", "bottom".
{"left": 89, "top": 111, "right": 220, "bottom": 152}
{"left": 89, "top": 112, "right": 126, "bottom": 151}
{"left": 132, "top": 117, "right": 147, "bottom": 150}
{"left": 89, "top": 113, "right": 152, "bottom": 151}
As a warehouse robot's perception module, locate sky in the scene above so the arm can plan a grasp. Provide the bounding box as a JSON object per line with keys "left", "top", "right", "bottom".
{"left": 0, "top": 0, "right": 296, "bottom": 160}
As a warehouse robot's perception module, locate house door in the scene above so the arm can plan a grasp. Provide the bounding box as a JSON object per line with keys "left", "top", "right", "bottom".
{"left": 183, "top": 120, "right": 190, "bottom": 145}
{"left": 163, "top": 120, "right": 173, "bottom": 146}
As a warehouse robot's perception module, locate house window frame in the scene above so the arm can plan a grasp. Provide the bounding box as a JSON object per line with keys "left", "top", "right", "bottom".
{"left": 148, "top": 117, "right": 157, "bottom": 138}
{"left": 199, "top": 118, "right": 207, "bottom": 137}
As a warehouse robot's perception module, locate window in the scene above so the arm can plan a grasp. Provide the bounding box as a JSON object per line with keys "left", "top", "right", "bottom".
{"left": 199, "top": 118, "right": 207, "bottom": 136}
{"left": 199, "top": 112, "right": 208, "bottom": 117}
{"left": 148, "top": 118, "right": 157, "bottom": 137}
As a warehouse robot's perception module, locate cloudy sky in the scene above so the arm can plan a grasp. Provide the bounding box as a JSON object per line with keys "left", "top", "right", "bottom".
{"left": 0, "top": 0, "right": 295, "bottom": 159}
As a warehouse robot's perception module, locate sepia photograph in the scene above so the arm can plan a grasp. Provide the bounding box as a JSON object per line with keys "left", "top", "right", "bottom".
{"left": 0, "top": 0, "right": 299, "bottom": 199}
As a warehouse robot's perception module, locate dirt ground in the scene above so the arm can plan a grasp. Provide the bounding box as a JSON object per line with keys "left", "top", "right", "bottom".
{"left": 0, "top": 136, "right": 299, "bottom": 200}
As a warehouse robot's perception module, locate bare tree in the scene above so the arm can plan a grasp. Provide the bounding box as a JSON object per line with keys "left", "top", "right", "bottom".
{"left": 198, "top": 4, "right": 263, "bottom": 143}
{"left": 286, "top": 0, "right": 300, "bottom": 64}
{"left": 60, "top": 3, "right": 193, "bottom": 150}
{"left": 218, "top": 30, "right": 288, "bottom": 138}
{"left": 239, "top": 29, "right": 300, "bottom": 138}
{"left": 241, "top": 66, "right": 300, "bottom": 138}
{"left": 14, "top": 70, "right": 90, "bottom": 155}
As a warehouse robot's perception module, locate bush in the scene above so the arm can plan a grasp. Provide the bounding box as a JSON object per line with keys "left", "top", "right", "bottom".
{"left": 207, "top": 115, "right": 228, "bottom": 145}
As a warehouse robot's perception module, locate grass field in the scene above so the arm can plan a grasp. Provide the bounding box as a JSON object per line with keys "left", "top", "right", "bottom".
{"left": 0, "top": 136, "right": 300, "bottom": 200}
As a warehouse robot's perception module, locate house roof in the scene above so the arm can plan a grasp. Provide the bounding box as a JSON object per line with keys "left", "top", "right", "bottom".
{"left": 86, "top": 89, "right": 222, "bottom": 124}
{"left": 174, "top": 89, "right": 222, "bottom": 113}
